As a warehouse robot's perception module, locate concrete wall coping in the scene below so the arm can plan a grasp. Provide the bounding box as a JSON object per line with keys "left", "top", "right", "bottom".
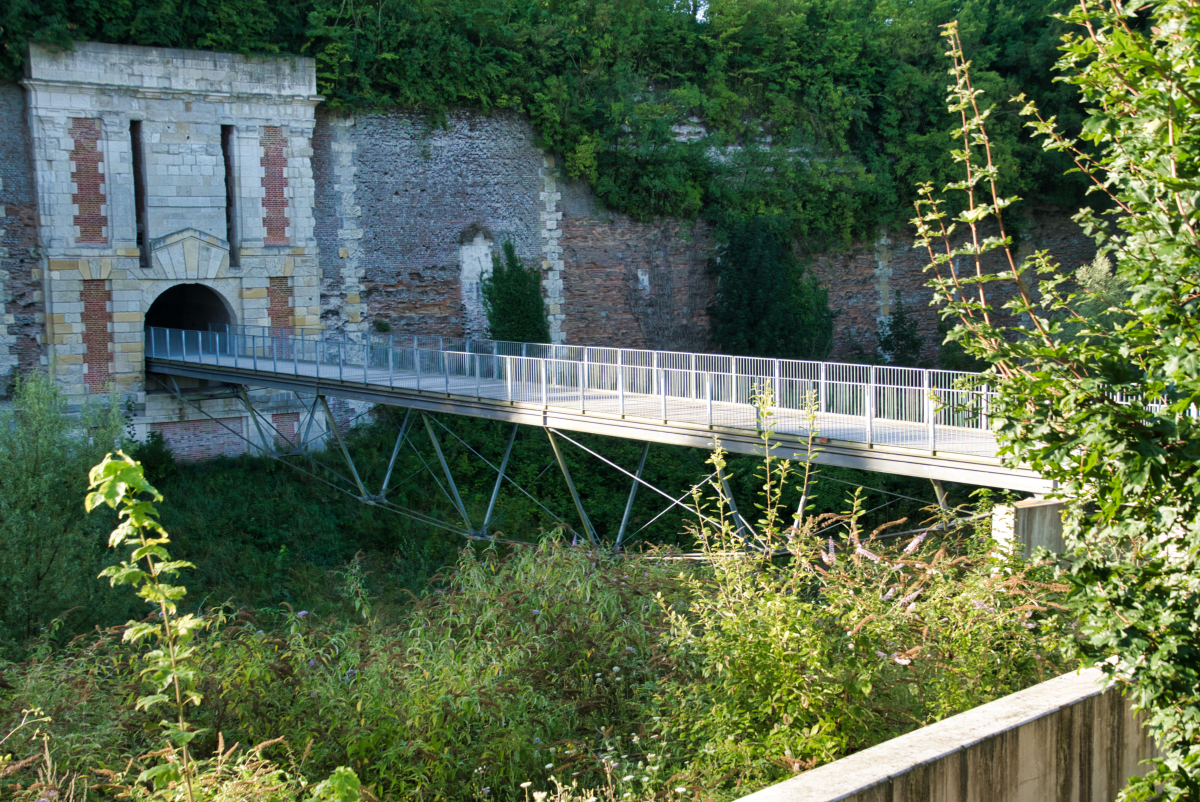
{"left": 737, "top": 668, "right": 1109, "bottom": 802}
{"left": 24, "top": 41, "right": 318, "bottom": 99}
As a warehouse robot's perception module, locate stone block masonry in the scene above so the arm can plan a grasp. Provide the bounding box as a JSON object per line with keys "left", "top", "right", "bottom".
{"left": 17, "top": 41, "right": 322, "bottom": 457}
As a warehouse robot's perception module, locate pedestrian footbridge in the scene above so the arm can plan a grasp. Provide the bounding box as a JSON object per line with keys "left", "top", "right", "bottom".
{"left": 144, "top": 326, "right": 1050, "bottom": 493}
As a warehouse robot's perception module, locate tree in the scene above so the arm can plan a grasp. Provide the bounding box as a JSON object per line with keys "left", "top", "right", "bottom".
{"left": 481, "top": 241, "right": 550, "bottom": 344}
{"left": 710, "top": 215, "right": 836, "bottom": 360}
{"left": 916, "top": 14, "right": 1200, "bottom": 797}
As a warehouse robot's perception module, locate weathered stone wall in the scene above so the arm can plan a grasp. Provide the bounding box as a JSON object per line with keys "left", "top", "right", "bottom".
{"left": 811, "top": 213, "right": 1098, "bottom": 364}
{"left": 312, "top": 109, "right": 550, "bottom": 338}
{"left": 558, "top": 177, "right": 714, "bottom": 351}
{"left": 0, "top": 82, "right": 40, "bottom": 385}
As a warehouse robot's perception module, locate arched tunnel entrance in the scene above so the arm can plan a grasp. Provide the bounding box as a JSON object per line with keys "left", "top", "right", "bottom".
{"left": 145, "top": 283, "right": 234, "bottom": 333}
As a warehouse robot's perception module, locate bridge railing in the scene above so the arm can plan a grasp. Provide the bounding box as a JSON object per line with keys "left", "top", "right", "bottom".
{"left": 148, "top": 326, "right": 998, "bottom": 456}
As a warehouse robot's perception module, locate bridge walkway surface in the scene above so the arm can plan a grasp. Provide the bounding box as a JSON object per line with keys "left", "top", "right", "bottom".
{"left": 145, "top": 326, "right": 1050, "bottom": 493}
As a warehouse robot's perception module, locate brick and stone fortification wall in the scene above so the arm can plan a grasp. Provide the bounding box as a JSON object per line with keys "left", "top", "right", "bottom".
{"left": 811, "top": 212, "right": 1098, "bottom": 364}
{"left": 558, "top": 177, "right": 713, "bottom": 351}
{"left": 313, "top": 109, "right": 550, "bottom": 338}
{"left": 312, "top": 110, "right": 716, "bottom": 351}
{"left": 0, "top": 83, "right": 42, "bottom": 385}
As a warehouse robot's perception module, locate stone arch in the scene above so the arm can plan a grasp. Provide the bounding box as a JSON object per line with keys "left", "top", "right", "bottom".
{"left": 144, "top": 282, "right": 237, "bottom": 333}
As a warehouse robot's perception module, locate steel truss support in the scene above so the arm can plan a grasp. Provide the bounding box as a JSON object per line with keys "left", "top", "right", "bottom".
{"left": 481, "top": 423, "right": 519, "bottom": 538}
{"left": 546, "top": 428, "right": 598, "bottom": 545}
{"left": 422, "top": 412, "right": 474, "bottom": 534}
{"left": 240, "top": 386, "right": 277, "bottom": 455}
{"left": 718, "top": 467, "right": 754, "bottom": 540}
{"left": 378, "top": 408, "right": 414, "bottom": 499}
{"left": 614, "top": 442, "right": 650, "bottom": 551}
{"left": 931, "top": 478, "right": 950, "bottom": 511}
{"left": 320, "top": 396, "right": 370, "bottom": 500}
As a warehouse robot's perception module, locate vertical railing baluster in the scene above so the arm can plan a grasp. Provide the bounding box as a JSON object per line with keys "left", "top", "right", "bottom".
{"left": 618, "top": 351, "right": 625, "bottom": 417}
{"left": 660, "top": 367, "right": 667, "bottom": 420}
{"left": 388, "top": 335, "right": 394, "bottom": 386}
{"left": 541, "top": 359, "right": 548, "bottom": 406}
{"left": 924, "top": 370, "right": 935, "bottom": 452}
{"left": 338, "top": 341, "right": 343, "bottom": 381}
{"left": 505, "top": 356, "right": 513, "bottom": 402}
{"left": 706, "top": 372, "right": 713, "bottom": 428}
{"left": 866, "top": 365, "right": 875, "bottom": 444}
{"left": 251, "top": 334, "right": 256, "bottom": 371}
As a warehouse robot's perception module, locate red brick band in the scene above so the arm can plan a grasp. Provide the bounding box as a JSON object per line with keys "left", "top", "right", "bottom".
{"left": 81, "top": 279, "right": 112, "bottom": 392}
{"left": 69, "top": 118, "right": 107, "bottom": 245}
{"left": 260, "top": 126, "right": 290, "bottom": 245}
{"left": 150, "top": 418, "right": 246, "bottom": 461}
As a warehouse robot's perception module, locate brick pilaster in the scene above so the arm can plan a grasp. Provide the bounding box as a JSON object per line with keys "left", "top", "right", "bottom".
{"left": 267, "top": 275, "right": 292, "bottom": 330}
{"left": 69, "top": 118, "right": 107, "bottom": 245}
{"left": 261, "top": 126, "right": 289, "bottom": 245}
{"left": 81, "top": 279, "right": 112, "bottom": 392}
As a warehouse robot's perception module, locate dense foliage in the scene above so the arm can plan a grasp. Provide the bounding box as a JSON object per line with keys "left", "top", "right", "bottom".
{"left": 917, "top": 11, "right": 1200, "bottom": 798}
{"left": 1, "top": 433, "right": 1072, "bottom": 800}
{"left": 0, "top": 372, "right": 130, "bottom": 653}
{"left": 482, "top": 241, "right": 551, "bottom": 343}
{"left": 1, "top": 0, "right": 1085, "bottom": 244}
{"left": 0, "top": 388, "right": 943, "bottom": 651}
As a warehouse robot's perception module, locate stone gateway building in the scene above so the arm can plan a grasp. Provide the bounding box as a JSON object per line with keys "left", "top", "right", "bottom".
{"left": 0, "top": 41, "right": 1097, "bottom": 460}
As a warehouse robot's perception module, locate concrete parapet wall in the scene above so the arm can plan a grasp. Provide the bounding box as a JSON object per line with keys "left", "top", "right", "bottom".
{"left": 736, "top": 668, "right": 1155, "bottom": 802}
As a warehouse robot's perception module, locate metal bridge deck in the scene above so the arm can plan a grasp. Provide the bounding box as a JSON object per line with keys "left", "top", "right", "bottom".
{"left": 144, "top": 327, "right": 1050, "bottom": 493}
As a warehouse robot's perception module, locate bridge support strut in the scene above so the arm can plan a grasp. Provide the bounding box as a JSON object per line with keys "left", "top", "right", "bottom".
{"left": 422, "top": 412, "right": 474, "bottom": 534}
{"left": 321, "top": 396, "right": 370, "bottom": 500}
{"left": 615, "top": 442, "right": 650, "bottom": 551}
{"left": 481, "top": 423, "right": 520, "bottom": 538}
{"left": 546, "top": 429, "right": 598, "bottom": 546}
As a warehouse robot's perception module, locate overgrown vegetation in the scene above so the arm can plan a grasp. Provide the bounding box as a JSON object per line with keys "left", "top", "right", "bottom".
{"left": 917, "top": 12, "right": 1200, "bottom": 797}
{"left": 482, "top": 241, "right": 551, "bottom": 344}
{"left": 709, "top": 216, "right": 835, "bottom": 361}
{"left": 2, "top": 0, "right": 1085, "bottom": 242}
{"left": 0, "top": 371, "right": 131, "bottom": 654}
{"left": 1, "top": 407, "right": 1071, "bottom": 800}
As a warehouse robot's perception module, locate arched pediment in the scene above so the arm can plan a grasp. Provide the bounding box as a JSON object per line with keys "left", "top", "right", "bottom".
{"left": 149, "top": 229, "right": 231, "bottom": 280}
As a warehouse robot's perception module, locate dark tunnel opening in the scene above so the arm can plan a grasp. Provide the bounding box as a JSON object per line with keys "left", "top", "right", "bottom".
{"left": 144, "top": 283, "right": 233, "bottom": 333}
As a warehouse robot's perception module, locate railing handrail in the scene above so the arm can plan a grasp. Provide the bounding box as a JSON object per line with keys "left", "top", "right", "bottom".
{"left": 212, "top": 324, "right": 990, "bottom": 392}
{"left": 145, "top": 326, "right": 1007, "bottom": 458}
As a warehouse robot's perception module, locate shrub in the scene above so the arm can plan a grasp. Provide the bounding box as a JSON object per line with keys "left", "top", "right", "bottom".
{"left": 482, "top": 242, "right": 551, "bottom": 344}
{"left": 651, "top": 406, "right": 1075, "bottom": 791}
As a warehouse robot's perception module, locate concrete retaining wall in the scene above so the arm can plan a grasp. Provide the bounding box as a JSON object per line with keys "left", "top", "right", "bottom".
{"left": 737, "top": 668, "right": 1156, "bottom": 802}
